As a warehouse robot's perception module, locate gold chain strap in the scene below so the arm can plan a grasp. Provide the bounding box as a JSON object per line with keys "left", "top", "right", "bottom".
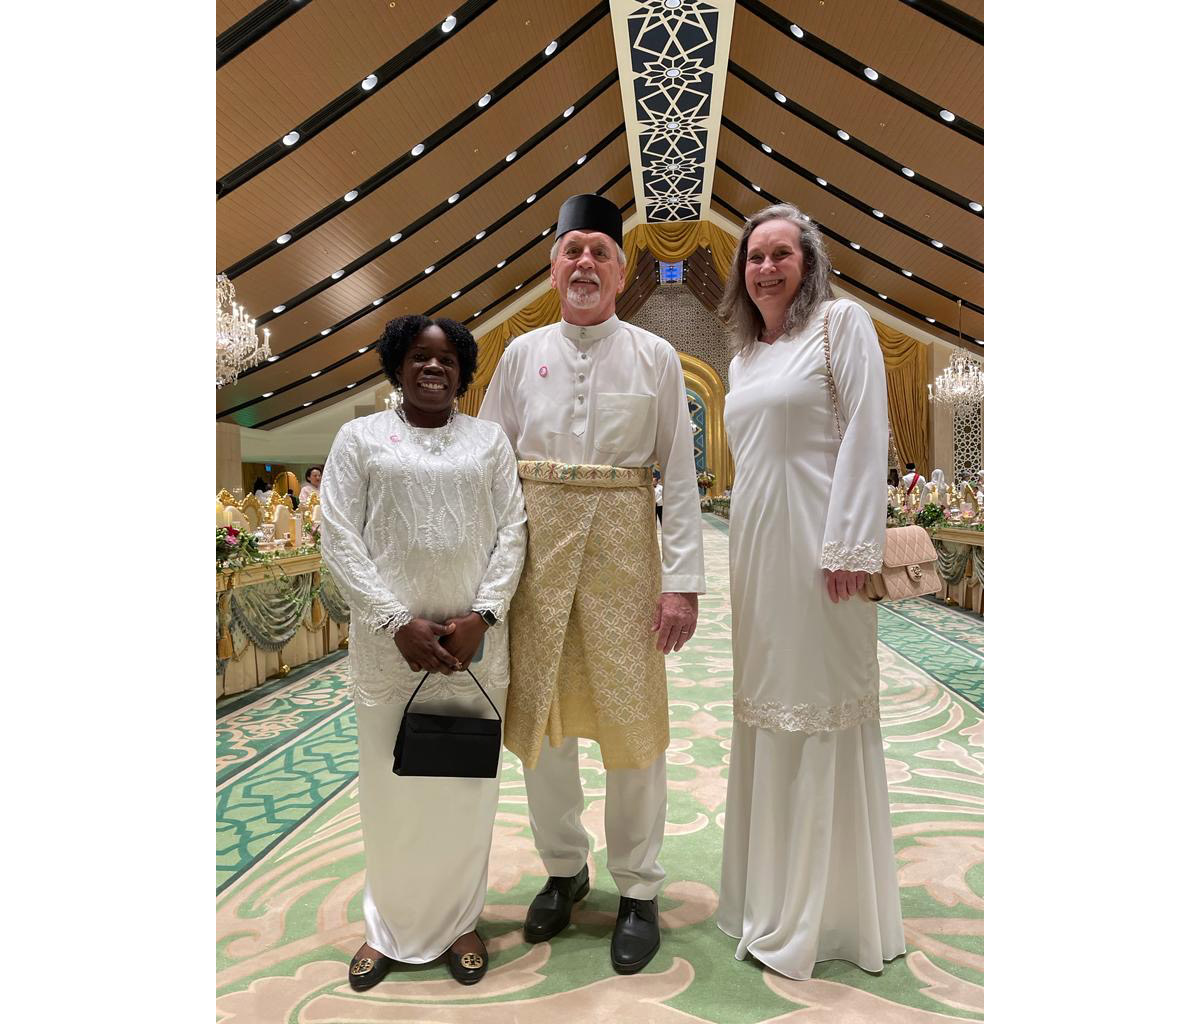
{"left": 822, "top": 307, "right": 843, "bottom": 440}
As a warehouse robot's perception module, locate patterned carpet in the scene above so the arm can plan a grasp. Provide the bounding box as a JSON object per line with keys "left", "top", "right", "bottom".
{"left": 217, "top": 517, "right": 984, "bottom": 1022}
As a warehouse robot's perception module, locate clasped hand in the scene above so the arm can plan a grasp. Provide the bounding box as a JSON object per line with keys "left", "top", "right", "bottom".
{"left": 652, "top": 592, "right": 699, "bottom": 653}
{"left": 393, "top": 613, "right": 487, "bottom": 674}
{"left": 823, "top": 569, "right": 867, "bottom": 603}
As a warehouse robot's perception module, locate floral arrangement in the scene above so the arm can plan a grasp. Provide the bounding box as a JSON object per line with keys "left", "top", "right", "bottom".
{"left": 216, "top": 526, "right": 264, "bottom": 570}
{"left": 914, "top": 502, "right": 946, "bottom": 529}
{"left": 303, "top": 519, "right": 321, "bottom": 547}
{"left": 696, "top": 470, "right": 715, "bottom": 491}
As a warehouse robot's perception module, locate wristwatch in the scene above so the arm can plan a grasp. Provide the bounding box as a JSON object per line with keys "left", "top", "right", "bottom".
{"left": 476, "top": 609, "right": 498, "bottom": 628}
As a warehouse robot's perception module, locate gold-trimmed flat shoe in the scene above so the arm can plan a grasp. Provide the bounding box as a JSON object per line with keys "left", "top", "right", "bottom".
{"left": 446, "top": 932, "right": 489, "bottom": 986}
{"left": 348, "top": 951, "right": 394, "bottom": 991}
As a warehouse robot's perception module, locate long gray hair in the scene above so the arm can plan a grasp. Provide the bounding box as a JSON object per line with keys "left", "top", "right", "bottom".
{"left": 718, "top": 203, "right": 834, "bottom": 357}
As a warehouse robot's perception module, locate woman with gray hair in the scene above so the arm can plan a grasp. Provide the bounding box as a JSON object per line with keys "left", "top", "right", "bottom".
{"left": 715, "top": 204, "right": 904, "bottom": 979}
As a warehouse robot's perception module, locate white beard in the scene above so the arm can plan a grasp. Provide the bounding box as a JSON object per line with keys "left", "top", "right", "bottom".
{"left": 566, "top": 283, "right": 601, "bottom": 309}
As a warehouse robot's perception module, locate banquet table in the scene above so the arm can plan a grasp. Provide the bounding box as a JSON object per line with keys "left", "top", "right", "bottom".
{"left": 216, "top": 551, "right": 350, "bottom": 698}
{"left": 931, "top": 526, "right": 984, "bottom": 614}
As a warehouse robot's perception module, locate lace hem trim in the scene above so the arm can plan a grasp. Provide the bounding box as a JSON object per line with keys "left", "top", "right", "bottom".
{"left": 366, "top": 603, "right": 413, "bottom": 635}
{"left": 821, "top": 540, "right": 883, "bottom": 573}
{"left": 734, "top": 692, "right": 880, "bottom": 733}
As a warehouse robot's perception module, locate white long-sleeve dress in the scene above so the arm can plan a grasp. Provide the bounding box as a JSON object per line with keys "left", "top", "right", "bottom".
{"left": 320, "top": 410, "right": 526, "bottom": 963}
{"left": 716, "top": 297, "right": 905, "bottom": 979}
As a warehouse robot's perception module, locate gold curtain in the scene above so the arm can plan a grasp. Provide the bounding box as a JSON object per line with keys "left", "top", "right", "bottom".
{"left": 460, "top": 220, "right": 738, "bottom": 414}
{"left": 872, "top": 319, "right": 929, "bottom": 472}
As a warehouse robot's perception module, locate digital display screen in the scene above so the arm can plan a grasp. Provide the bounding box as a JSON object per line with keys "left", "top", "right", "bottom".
{"left": 659, "top": 261, "right": 683, "bottom": 283}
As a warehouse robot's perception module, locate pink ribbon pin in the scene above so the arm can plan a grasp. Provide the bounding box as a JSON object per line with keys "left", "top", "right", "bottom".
{"left": 538, "top": 365, "right": 548, "bottom": 377}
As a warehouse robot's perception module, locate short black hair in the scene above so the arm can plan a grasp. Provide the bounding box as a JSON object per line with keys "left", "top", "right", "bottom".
{"left": 304, "top": 466, "right": 322, "bottom": 482}
{"left": 905, "top": 463, "right": 916, "bottom": 471}
{"left": 378, "top": 314, "right": 478, "bottom": 397}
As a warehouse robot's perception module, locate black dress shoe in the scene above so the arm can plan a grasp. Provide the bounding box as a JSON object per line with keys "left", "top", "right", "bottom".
{"left": 523, "top": 865, "right": 590, "bottom": 943}
{"left": 348, "top": 951, "right": 394, "bottom": 991}
{"left": 610, "top": 896, "right": 660, "bottom": 974}
{"left": 446, "top": 931, "right": 489, "bottom": 986}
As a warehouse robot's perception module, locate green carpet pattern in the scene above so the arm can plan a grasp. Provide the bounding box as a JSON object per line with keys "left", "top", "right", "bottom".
{"left": 217, "top": 521, "right": 983, "bottom": 1022}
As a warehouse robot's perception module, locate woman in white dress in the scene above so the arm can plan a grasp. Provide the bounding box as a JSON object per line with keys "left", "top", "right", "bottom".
{"left": 715, "top": 203, "right": 904, "bottom": 979}
{"left": 321, "top": 314, "right": 526, "bottom": 989}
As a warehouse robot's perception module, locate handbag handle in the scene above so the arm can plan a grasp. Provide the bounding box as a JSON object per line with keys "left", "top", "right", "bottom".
{"left": 402, "top": 665, "right": 501, "bottom": 721}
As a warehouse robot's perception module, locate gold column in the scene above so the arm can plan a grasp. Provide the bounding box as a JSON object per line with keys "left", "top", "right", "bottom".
{"left": 678, "top": 353, "right": 731, "bottom": 496}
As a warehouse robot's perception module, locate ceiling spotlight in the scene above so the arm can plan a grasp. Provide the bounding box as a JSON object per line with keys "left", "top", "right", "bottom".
{"left": 901, "top": 166, "right": 915, "bottom": 177}
{"left": 282, "top": 130, "right": 300, "bottom": 146}
{"left": 361, "top": 74, "right": 378, "bottom": 91}
{"left": 347, "top": 382, "right": 356, "bottom": 388}
{"left": 303, "top": 401, "right": 313, "bottom": 407}
{"left": 372, "top": 298, "right": 383, "bottom": 306}
{"left": 526, "top": 194, "right": 537, "bottom": 203}
{"left": 969, "top": 201, "right": 983, "bottom": 212}
{"left": 478, "top": 93, "right": 491, "bottom": 107}
{"left": 448, "top": 193, "right": 460, "bottom": 204}
{"left": 515, "top": 283, "right": 522, "bottom": 290}
{"left": 311, "top": 371, "right": 320, "bottom": 377}
{"left": 330, "top": 269, "right": 344, "bottom": 280}
{"left": 542, "top": 227, "right": 552, "bottom": 236}
{"left": 864, "top": 67, "right": 880, "bottom": 81}
{"left": 390, "top": 232, "right": 402, "bottom": 243}
{"left": 343, "top": 190, "right": 358, "bottom": 202}
{"left": 752, "top": 183, "right": 761, "bottom": 192}
{"left": 425, "top": 265, "right": 435, "bottom": 274}
{"left": 505, "top": 151, "right": 517, "bottom": 162}
{"left": 761, "top": 143, "right": 772, "bottom": 153}
{"left": 276, "top": 233, "right": 291, "bottom": 244}
{"left": 321, "top": 328, "right": 331, "bottom": 336}
{"left": 576, "top": 155, "right": 586, "bottom": 165}
{"left": 774, "top": 91, "right": 787, "bottom": 103}
{"left": 872, "top": 209, "right": 884, "bottom": 218}
{"left": 790, "top": 24, "right": 803, "bottom": 38}
{"left": 441, "top": 15, "right": 456, "bottom": 32}
{"left": 411, "top": 143, "right": 425, "bottom": 157}
{"left": 878, "top": 293, "right": 887, "bottom": 300}
{"left": 267, "top": 355, "right": 280, "bottom": 362}
{"left": 358, "top": 347, "right": 368, "bottom": 353}
{"left": 544, "top": 40, "right": 558, "bottom": 56}
{"left": 273, "top": 304, "right": 286, "bottom": 313}
{"left": 931, "top": 239, "right": 944, "bottom": 248}
{"left": 497, "top": 260, "right": 506, "bottom": 268}
{"left": 666, "top": 0, "right": 683, "bottom": 8}
{"left": 475, "top": 230, "right": 486, "bottom": 240}
{"left": 667, "top": 121, "right": 680, "bottom": 130}
{"left": 261, "top": 392, "right": 274, "bottom": 398}
{"left": 666, "top": 69, "right": 681, "bottom": 78}
{"left": 816, "top": 177, "right": 827, "bottom": 186}
{"left": 837, "top": 129, "right": 850, "bottom": 141}
{"left": 926, "top": 317, "right": 936, "bottom": 323}
{"left": 451, "top": 291, "right": 461, "bottom": 299}
{"left": 832, "top": 269, "right": 841, "bottom": 275}
{"left": 902, "top": 269, "right": 913, "bottom": 277}
{"left": 473, "top": 310, "right": 481, "bottom": 317}
{"left": 850, "top": 242, "right": 861, "bottom": 250}
{"left": 939, "top": 109, "right": 956, "bottom": 122}
{"left": 563, "top": 105, "right": 575, "bottom": 117}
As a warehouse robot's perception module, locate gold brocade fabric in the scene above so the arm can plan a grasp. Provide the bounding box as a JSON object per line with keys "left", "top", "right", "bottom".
{"left": 504, "top": 461, "right": 668, "bottom": 772}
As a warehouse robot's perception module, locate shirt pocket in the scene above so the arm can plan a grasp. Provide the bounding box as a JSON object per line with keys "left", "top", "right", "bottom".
{"left": 593, "top": 392, "right": 654, "bottom": 453}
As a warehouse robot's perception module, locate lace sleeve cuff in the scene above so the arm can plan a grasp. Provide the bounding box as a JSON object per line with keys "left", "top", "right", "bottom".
{"left": 471, "top": 597, "right": 507, "bottom": 622}
{"left": 365, "top": 602, "right": 414, "bottom": 635}
{"left": 821, "top": 540, "right": 883, "bottom": 574}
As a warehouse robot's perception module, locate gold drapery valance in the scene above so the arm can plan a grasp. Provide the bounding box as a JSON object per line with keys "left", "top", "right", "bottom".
{"left": 872, "top": 319, "right": 930, "bottom": 472}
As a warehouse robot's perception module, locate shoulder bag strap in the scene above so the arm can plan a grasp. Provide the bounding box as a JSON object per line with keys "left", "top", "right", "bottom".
{"left": 822, "top": 306, "right": 843, "bottom": 441}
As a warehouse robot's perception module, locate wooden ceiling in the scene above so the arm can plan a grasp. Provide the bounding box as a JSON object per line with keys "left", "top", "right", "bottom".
{"left": 217, "top": 0, "right": 982, "bottom": 429}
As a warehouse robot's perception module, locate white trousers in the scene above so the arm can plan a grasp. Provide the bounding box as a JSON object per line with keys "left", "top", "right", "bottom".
{"left": 523, "top": 736, "right": 667, "bottom": 899}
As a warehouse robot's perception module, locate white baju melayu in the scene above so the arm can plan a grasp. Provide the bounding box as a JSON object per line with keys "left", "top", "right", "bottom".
{"left": 478, "top": 314, "right": 704, "bottom": 898}
{"left": 717, "top": 298, "right": 905, "bottom": 979}
{"left": 320, "top": 410, "right": 526, "bottom": 963}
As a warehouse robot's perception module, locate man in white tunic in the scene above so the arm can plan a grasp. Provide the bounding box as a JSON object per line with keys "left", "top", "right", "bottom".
{"left": 479, "top": 193, "right": 705, "bottom": 975}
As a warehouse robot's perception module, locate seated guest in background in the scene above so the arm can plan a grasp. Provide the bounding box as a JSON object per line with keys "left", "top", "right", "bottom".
{"left": 321, "top": 314, "right": 526, "bottom": 990}
{"left": 716, "top": 201, "right": 904, "bottom": 980}
{"left": 252, "top": 476, "right": 271, "bottom": 502}
{"left": 298, "top": 465, "right": 323, "bottom": 504}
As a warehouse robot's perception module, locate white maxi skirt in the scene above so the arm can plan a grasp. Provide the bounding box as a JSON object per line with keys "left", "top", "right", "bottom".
{"left": 354, "top": 688, "right": 505, "bottom": 963}
{"left": 716, "top": 717, "right": 905, "bottom": 980}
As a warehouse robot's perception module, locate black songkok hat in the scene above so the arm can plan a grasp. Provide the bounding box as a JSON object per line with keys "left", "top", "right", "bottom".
{"left": 554, "top": 194, "right": 623, "bottom": 248}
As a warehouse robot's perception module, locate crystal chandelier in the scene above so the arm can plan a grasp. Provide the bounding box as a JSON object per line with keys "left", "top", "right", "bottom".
{"left": 928, "top": 299, "right": 983, "bottom": 407}
{"left": 216, "top": 273, "right": 271, "bottom": 388}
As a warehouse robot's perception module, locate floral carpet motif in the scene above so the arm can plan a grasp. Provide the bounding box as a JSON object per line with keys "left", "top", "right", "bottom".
{"left": 216, "top": 521, "right": 983, "bottom": 1022}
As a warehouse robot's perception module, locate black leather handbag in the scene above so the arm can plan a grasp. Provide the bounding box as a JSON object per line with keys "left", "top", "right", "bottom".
{"left": 392, "top": 667, "right": 502, "bottom": 779}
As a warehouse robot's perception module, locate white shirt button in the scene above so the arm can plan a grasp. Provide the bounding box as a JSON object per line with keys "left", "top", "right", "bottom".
{"left": 577, "top": 395, "right": 584, "bottom": 403}
{"left": 581, "top": 353, "right": 588, "bottom": 360}
{"left": 577, "top": 373, "right": 585, "bottom": 381}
